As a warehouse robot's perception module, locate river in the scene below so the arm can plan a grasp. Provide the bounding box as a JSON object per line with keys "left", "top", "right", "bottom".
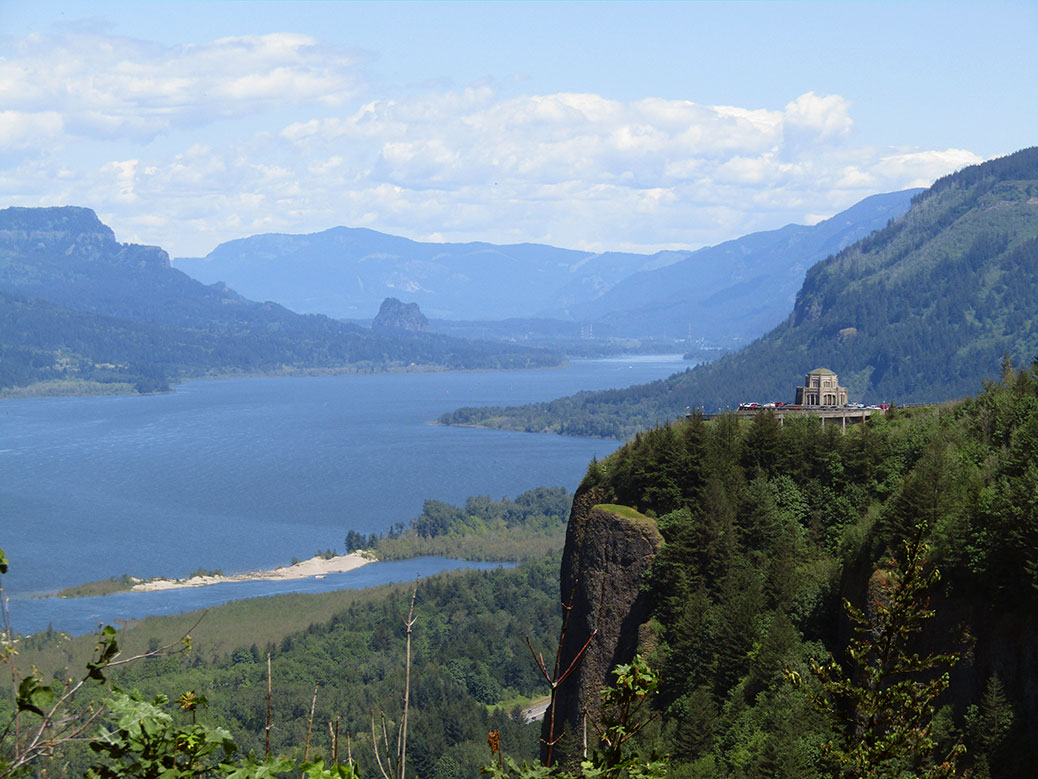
{"left": 1, "top": 355, "right": 690, "bottom": 634}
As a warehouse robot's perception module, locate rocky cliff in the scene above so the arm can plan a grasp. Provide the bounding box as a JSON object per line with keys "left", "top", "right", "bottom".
{"left": 541, "top": 485, "right": 662, "bottom": 769}
{"left": 0, "top": 206, "right": 171, "bottom": 271}
{"left": 371, "top": 296, "right": 429, "bottom": 332}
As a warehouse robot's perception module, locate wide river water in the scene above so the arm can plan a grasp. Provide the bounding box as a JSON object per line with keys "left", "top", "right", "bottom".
{"left": 2, "top": 355, "right": 690, "bottom": 634}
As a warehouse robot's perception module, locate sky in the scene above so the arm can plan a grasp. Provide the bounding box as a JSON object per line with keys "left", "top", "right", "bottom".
{"left": 1, "top": 0, "right": 1035, "bottom": 258}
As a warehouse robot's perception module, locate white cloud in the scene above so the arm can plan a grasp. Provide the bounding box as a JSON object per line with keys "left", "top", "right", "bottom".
{"left": 0, "top": 110, "right": 64, "bottom": 146}
{"left": 871, "top": 148, "right": 982, "bottom": 188}
{"left": 784, "top": 91, "right": 853, "bottom": 141}
{"left": 0, "top": 31, "right": 363, "bottom": 141}
{"left": 0, "top": 27, "right": 986, "bottom": 257}
{"left": 100, "top": 159, "right": 139, "bottom": 203}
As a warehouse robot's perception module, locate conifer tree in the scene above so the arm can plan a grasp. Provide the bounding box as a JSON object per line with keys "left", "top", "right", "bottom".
{"left": 791, "top": 521, "right": 965, "bottom": 778}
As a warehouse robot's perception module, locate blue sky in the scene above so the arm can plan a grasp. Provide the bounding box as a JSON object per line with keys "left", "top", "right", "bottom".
{"left": 1, "top": 1, "right": 1034, "bottom": 257}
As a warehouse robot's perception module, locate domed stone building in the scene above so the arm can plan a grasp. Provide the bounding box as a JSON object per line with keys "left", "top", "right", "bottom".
{"left": 795, "top": 368, "right": 848, "bottom": 407}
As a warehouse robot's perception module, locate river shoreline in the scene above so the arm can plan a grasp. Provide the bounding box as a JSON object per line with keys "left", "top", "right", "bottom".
{"left": 129, "top": 552, "right": 375, "bottom": 592}
{"left": 0, "top": 360, "right": 576, "bottom": 401}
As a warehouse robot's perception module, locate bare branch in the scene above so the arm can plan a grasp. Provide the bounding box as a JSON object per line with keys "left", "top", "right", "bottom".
{"left": 370, "top": 713, "right": 390, "bottom": 779}
{"left": 552, "top": 581, "right": 579, "bottom": 681}
{"left": 556, "top": 629, "right": 597, "bottom": 686}
{"left": 265, "top": 652, "right": 272, "bottom": 759}
{"left": 106, "top": 612, "right": 207, "bottom": 669}
{"left": 525, "top": 579, "right": 596, "bottom": 769}
{"left": 304, "top": 684, "right": 318, "bottom": 761}
{"left": 525, "top": 637, "right": 552, "bottom": 684}
{"left": 399, "top": 576, "right": 418, "bottom": 779}
{"left": 381, "top": 713, "right": 395, "bottom": 779}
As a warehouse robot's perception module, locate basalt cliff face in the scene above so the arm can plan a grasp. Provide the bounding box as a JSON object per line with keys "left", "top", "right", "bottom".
{"left": 840, "top": 547, "right": 1038, "bottom": 734}
{"left": 0, "top": 206, "right": 171, "bottom": 273}
{"left": 541, "top": 485, "right": 662, "bottom": 769}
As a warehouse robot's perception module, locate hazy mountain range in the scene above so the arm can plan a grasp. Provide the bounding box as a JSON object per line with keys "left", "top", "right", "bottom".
{"left": 175, "top": 190, "right": 917, "bottom": 343}
{"left": 0, "top": 207, "right": 560, "bottom": 394}
{"left": 564, "top": 190, "right": 920, "bottom": 342}
{"left": 177, "top": 231, "right": 677, "bottom": 322}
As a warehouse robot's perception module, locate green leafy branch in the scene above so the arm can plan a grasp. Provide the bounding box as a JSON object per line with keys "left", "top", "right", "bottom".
{"left": 1, "top": 548, "right": 199, "bottom": 777}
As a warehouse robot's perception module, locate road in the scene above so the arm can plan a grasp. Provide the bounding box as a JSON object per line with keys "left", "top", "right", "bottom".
{"left": 521, "top": 697, "right": 551, "bottom": 723}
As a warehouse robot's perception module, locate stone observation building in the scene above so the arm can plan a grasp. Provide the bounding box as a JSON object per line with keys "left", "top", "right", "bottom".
{"left": 795, "top": 368, "right": 848, "bottom": 407}
{"left": 731, "top": 368, "right": 875, "bottom": 432}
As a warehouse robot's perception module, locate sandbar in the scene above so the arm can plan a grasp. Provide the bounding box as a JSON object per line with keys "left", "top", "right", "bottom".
{"left": 131, "top": 552, "right": 374, "bottom": 592}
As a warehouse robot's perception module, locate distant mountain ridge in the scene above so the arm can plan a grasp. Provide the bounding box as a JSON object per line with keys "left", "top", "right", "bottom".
{"left": 440, "top": 147, "right": 1038, "bottom": 438}
{"left": 0, "top": 207, "right": 561, "bottom": 394}
{"left": 174, "top": 191, "right": 917, "bottom": 344}
{"left": 567, "top": 189, "right": 920, "bottom": 342}
{"left": 177, "top": 228, "right": 677, "bottom": 322}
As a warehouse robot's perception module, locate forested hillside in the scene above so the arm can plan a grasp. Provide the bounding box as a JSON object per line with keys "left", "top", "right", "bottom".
{"left": 3, "top": 561, "right": 561, "bottom": 778}
{"left": 441, "top": 147, "right": 1038, "bottom": 438}
{"left": 0, "top": 207, "right": 560, "bottom": 395}
{"left": 546, "top": 359, "right": 1038, "bottom": 777}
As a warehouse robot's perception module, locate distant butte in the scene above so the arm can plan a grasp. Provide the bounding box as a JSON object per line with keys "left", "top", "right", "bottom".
{"left": 371, "top": 297, "right": 429, "bottom": 332}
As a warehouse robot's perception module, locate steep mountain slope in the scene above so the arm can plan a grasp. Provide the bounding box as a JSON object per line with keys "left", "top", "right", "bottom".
{"left": 0, "top": 207, "right": 560, "bottom": 393}
{"left": 567, "top": 189, "right": 919, "bottom": 342}
{"left": 441, "top": 147, "right": 1038, "bottom": 437}
{"left": 0, "top": 207, "right": 315, "bottom": 332}
{"left": 176, "top": 227, "right": 677, "bottom": 321}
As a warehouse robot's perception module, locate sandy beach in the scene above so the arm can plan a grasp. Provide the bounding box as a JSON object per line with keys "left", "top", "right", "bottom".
{"left": 131, "top": 552, "right": 374, "bottom": 592}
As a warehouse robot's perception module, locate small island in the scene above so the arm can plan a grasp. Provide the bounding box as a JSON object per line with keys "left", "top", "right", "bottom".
{"left": 55, "top": 487, "right": 571, "bottom": 599}
{"left": 56, "top": 552, "right": 374, "bottom": 598}
{"left": 132, "top": 551, "right": 374, "bottom": 591}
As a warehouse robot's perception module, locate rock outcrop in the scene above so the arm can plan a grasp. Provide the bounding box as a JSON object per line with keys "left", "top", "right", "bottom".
{"left": 541, "top": 484, "right": 662, "bottom": 769}
{"left": 0, "top": 206, "right": 170, "bottom": 269}
{"left": 371, "top": 297, "right": 429, "bottom": 332}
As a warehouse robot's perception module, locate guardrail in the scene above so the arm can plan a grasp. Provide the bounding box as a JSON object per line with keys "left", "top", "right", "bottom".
{"left": 702, "top": 405, "right": 881, "bottom": 431}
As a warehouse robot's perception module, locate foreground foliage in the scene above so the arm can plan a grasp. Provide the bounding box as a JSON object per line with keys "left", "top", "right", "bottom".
{"left": 0, "top": 589, "right": 353, "bottom": 778}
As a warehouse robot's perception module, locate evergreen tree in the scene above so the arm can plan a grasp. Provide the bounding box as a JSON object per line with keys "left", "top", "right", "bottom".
{"left": 794, "top": 523, "right": 965, "bottom": 778}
